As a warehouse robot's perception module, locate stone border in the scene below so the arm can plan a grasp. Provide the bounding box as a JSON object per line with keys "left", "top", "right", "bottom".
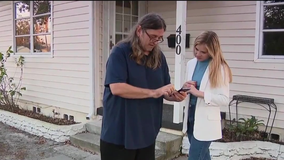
{"left": 181, "top": 136, "right": 284, "bottom": 160}
{"left": 0, "top": 109, "right": 85, "bottom": 142}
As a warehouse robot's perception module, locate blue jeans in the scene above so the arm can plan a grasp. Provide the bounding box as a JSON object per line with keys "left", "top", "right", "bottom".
{"left": 187, "top": 121, "right": 212, "bottom": 160}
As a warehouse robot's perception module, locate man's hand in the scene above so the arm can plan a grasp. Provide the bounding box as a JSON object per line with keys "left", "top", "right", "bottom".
{"left": 163, "top": 90, "right": 187, "bottom": 102}
{"left": 171, "top": 91, "right": 187, "bottom": 102}
{"left": 151, "top": 84, "right": 175, "bottom": 98}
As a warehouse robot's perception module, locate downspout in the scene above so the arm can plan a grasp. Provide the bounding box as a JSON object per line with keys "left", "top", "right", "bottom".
{"left": 87, "top": 1, "right": 95, "bottom": 120}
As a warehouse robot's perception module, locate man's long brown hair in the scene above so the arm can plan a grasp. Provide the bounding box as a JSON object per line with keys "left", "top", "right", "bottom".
{"left": 117, "top": 13, "right": 166, "bottom": 69}
{"left": 194, "top": 31, "right": 233, "bottom": 88}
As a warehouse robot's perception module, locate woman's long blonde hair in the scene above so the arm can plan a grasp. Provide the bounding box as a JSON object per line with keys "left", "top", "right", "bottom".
{"left": 117, "top": 13, "right": 166, "bottom": 69}
{"left": 194, "top": 31, "right": 233, "bottom": 88}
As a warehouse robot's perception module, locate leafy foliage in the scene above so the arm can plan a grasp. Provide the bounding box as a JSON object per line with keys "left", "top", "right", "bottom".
{"left": 228, "top": 116, "right": 265, "bottom": 141}
{"left": 0, "top": 46, "right": 25, "bottom": 107}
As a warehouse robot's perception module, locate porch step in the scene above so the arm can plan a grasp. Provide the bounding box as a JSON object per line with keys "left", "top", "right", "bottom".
{"left": 70, "top": 132, "right": 166, "bottom": 160}
{"left": 85, "top": 120, "right": 102, "bottom": 135}
{"left": 70, "top": 121, "right": 182, "bottom": 160}
{"left": 70, "top": 132, "right": 100, "bottom": 154}
{"left": 156, "top": 132, "right": 182, "bottom": 159}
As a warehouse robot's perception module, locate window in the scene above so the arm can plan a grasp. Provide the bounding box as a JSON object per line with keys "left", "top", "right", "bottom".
{"left": 115, "top": 1, "right": 139, "bottom": 44}
{"left": 257, "top": 1, "right": 284, "bottom": 60}
{"left": 13, "top": 1, "right": 52, "bottom": 55}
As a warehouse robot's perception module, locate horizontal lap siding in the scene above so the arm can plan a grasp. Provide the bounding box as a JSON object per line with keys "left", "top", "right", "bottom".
{"left": 0, "top": 1, "right": 91, "bottom": 113}
{"left": 148, "top": 1, "right": 284, "bottom": 128}
{"left": 0, "top": 2, "right": 11, "bottom": 51}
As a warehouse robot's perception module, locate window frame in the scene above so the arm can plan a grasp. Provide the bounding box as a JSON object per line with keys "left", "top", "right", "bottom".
{"left": 11, "top": 1, "right": 54, "bottom": 58}
{"left": 255, "top": 1, "right": 284, "bottom": 62}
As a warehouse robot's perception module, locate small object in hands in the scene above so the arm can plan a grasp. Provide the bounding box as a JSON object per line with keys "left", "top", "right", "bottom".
{"left": 177, "top": 88, "right": 190, "bottom": 93}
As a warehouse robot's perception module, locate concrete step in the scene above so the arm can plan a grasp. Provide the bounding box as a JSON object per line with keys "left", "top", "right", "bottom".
{"left": 156, "top": 132, "right": 182, "bottom": 159}
{"left": 70, "top": 132, "right": 166, "bottom": 160}
{"left": 71, "top": 121, "right": 182, "bottom": 160}
{"left": 85, "top": 120, "right": 102, "bottom": 135}
{"left": 70, "top": 132, "right": 100, "bottom": 154}
{"left": 85, "top": 121, "right": 182, "bottom": 154}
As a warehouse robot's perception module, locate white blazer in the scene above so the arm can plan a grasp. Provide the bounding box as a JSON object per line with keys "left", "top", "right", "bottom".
{"left": 182, "top": 58, "right": 230, "bottom": 141}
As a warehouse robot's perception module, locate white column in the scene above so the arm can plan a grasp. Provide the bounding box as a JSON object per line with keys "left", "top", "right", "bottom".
{"left": 173, "top": 1, "right": 187, "bottom": 124}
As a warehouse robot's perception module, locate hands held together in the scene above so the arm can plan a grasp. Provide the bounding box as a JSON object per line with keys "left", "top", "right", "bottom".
{"left": 150, "top": 84, "right": 186, "bottom": 102}
{"left": 150, "top": 81, "right": 202, "bottom": 102}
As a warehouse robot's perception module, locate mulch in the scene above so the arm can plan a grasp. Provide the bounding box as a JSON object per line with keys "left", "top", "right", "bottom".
{"left": 0, "top": 105, "right": 76, "bottom": 125}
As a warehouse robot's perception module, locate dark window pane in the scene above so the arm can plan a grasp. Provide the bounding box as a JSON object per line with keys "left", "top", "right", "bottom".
{"left": 33, "top": 35, "right": 51, "bottom": 53}
{"left": 264, "top": 0, "right": 284, "bottom": 3}
{"left": 124, "top": 1, "right": 131, "bottom": 14}
{"left": 132, "top": 1, "right": 138, "bottom": 16}
{"left": 263, "top": 5, "right": 284, "bottom": 29}
{"left": 115, "top": 34, "right": 123, "bottom": 44}
{"left": 116, "top": 1, "right": 123, "bottom": 13}
{"left": 262, "top": 32, "right": 284, "bottom": 55}
{"left": 132, "top": 16, "right": 138, "bottom": 27}
{"left": 34, "top": 15, "right": 51, "bottom": 34}
{"left": 116, "top": 14, "right": 123, "bottom": 32}
{"left": 15, "top": 19, "right": 30, "bottom": 35}
{"left": 16, "top": 36, "right": 31, "bottom": 53}
{"left": 15, "top": 1, "right": 31, "bottom": 19}
{"left": 124, "top": 15, "right": 131, "bottom": 32}
{"left": 33, "top": 1, "right": 51, "bottom": 15}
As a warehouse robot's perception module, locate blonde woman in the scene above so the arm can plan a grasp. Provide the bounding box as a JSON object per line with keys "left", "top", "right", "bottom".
{"left": 182, "top": 31, "right": 233, "bottom": 160}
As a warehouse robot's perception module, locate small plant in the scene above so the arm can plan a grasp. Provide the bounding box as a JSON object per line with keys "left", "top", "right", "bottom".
{"left": 0, "top": 46, "right": 26, "bottom": 108}
{"left": 228, "top": 116, "right": 265, "bottom": 141}
{"left": 238, "top": 116, "right": 265, "bottom": 134}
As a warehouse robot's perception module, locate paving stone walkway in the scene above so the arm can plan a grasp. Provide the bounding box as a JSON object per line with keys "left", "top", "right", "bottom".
{"left": 0, "top": 121, "right": 187, "bottom": 160}
{"left": 0, "top": 122, "right": 100, "bottom": 160}
{"left": 41, "top": 145, "right": 101, "bottom": 160}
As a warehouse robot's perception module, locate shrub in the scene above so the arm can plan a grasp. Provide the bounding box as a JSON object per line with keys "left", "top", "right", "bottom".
{"left": 0, "top": 46, "right": 25, "bottom": 108}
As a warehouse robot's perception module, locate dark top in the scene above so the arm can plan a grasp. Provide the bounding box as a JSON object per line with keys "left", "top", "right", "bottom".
{"left": 188, "top": 58, "right": 210, "bottom": 122}
{"left": 101, "top": 42, "right": 171, "bottom": 149}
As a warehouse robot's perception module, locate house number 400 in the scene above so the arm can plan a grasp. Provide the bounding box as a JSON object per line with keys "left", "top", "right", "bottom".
{"left": 175, "top": 25, "right": 182, "bottom": 55}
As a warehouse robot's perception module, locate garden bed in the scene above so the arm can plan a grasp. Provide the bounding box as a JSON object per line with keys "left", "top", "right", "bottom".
{"left": 217, "top": 128, "right": 284, "bottom": 145}
{"left": 182, "top": 122, "right": 284, "bottom": 160}
{"left": 0, "top": 104, "right": 77, "bottom": 125}
{"left": 182, "top": 137, "right": 284, "bottom": 160}
{"left": 0, "top": 108, "right": 85, "bottom": 142}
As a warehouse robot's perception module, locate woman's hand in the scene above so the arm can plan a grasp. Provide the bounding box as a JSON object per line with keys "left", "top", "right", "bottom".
{"left": 183, "top": 81, "right": 196, "bottom": 89}
{"left": 187, "top": 84, "right": 204, "bottom": 98}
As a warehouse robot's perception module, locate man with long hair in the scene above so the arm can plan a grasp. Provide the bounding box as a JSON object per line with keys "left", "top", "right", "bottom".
{"left": 100, "top": 13, "right": 187, "bottom": 160}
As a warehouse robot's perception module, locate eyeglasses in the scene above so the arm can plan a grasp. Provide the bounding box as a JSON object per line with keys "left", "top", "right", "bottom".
{"left": 144, "top": 30, "right": 164, "bottom": 43}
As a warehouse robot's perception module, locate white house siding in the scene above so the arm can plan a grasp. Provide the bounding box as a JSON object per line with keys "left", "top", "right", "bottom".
{"left": 148, "top": 1, "right": 284, "bottom": 129}
{"left": 0, "top": 2, "right": 11, "bottom": 53}
{"left": 0, "top": 1, "right": 92, "bottom": 114}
